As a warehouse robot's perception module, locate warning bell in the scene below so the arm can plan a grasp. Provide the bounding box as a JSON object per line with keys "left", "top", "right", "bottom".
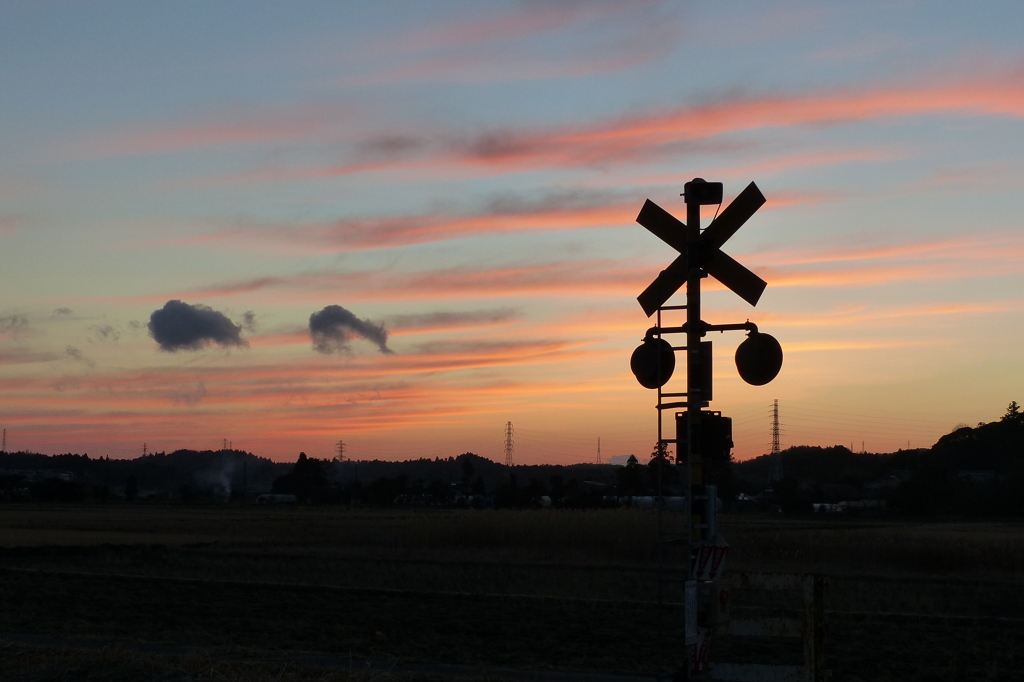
{"left": 734, "top": 331, "right": 783, "bottom": 386}
{"left": 630, "top": 337, "right": 675, "bottom": 389}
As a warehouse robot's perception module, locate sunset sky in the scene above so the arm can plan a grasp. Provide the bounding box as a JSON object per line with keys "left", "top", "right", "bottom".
{"left": 2, "top": 1, "right": 1024, "bottom": 463}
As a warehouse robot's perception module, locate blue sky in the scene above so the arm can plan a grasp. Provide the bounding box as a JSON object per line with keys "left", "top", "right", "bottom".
{"left": 2, "top": 1, "right": 1024, "bottom": 462}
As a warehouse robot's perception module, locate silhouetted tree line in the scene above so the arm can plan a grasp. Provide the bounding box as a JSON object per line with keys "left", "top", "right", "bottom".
{"left": 8, "top": 403, "right": 1023, "bottom": 515}
{"left": 0, "top": 449, "right": 282, "bottom": 502}
{"left": 267, "top": 452, "right": 616, "bottom": 508}
{"left": 733, "top": 402, "right": 1024, "bottom": 517}
{"left": 263, "top": 444, "right": 731, "bottom": 508}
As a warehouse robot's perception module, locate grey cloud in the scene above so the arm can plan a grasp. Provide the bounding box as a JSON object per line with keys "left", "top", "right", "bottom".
{"left": 309, "top": 305, "right": 392, "bottom": 355}
{"left": 52, "top": 307, "right": 74, "bottom": 318}
{"left": 389, "top": 308, "right": 521, "bottom": 330}
{"left": 482, "top": 189, "right": 600, "bottom": 215}
{"left": 53, "top": 375, "right": 83, "bottom": 392}
{"left": 242, "top": 311, "right": 257, "bottom": 332}
{"left": 0, "top": 348, "right": 59, "bottom": 365}
{"left": 171, "top": 380, "right": 207, "bottom": 406}
{"left": 148, "top": 300, "right": 248, "bottom": 352}
{"left": 412, "top": 338, "right": 535, "bottom": 354}
{"left": 356, "top": 134, "right": 425, "bottom": 160}
{"left": 90, "top": 324, "right": 120, "bottom": 342}
{"left": 463, "top": 131, "right": 539, "bottom": 161}
{"left": 0, "top": 314, "right": 28, "bottom": 335}
{"left": 65, "top": 346, "right": 95, "bottom": 368}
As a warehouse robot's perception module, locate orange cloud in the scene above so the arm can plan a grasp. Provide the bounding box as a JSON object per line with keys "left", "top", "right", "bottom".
{"left": 346, "top": 78, "right": 1024, "bottom": 177}
{"left": 630, "top": 147, "right": 900, "bottom": 187}
{"left": 762, "top": 232, "right": 1024, "bottom": 267}
{"left": 84, "top": 259, "right": 649, "bottom": 306}
{"left": 69, "top": 75, "right": 1024, "bottom": 176}
{"left": 782, "top": 338, "right": 945, "bottom": 352}
{"left": 0, "top": 332, "right": 632, "bottom": 457}
{"left": 72, "top": 224, "right": 1024, "bottom": 313}
{"left": 753, "top": 299, "right": 1024, "bottom": 329}
{"left": 559, "top": 81, "right": 1024, "bottom": 148}
{"left": 167, "top": 199, "right": 637, "bottom": 254}
{"left": 162, "top": 184, "right": 849, "bottom": 257}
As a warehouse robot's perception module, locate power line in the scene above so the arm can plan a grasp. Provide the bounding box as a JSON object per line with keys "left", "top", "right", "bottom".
{"left": 785, "top": 405, "right": 953, "bottom": 427}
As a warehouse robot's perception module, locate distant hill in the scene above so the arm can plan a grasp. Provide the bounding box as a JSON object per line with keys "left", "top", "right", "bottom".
{"left": 3, "top": 403, "right": 1023, "bottom": 514}
{"left": 0, "top": 448, "right": 621, "bottom": 504}
{"left": 335, "top": 454, "right": 618, "bottom": 491}
{"left": 734, "top": 445, "right": 900, "bottom": 490}
{"left": 0, "top": 449, "right": 286, "bottom": 501}
{"left": 733, "top": 403, "right": 1024, "bottom": 516}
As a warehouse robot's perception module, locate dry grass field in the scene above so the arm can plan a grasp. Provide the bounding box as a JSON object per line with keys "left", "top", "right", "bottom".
{"left": 0, "top": 504, "right": 1021, "bottom": 681}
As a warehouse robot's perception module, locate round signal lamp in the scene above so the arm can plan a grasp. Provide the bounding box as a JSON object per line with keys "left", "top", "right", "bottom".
{"left": 735, "top": 332, "right": 783, "bottom": 386}
{"left": 630, "top": 337, "right": 676, "bottom": 389}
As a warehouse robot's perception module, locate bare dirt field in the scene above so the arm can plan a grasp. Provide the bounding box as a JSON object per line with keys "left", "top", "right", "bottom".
{"left": 0, "top": 505, "right": 1021, "bottom": 681}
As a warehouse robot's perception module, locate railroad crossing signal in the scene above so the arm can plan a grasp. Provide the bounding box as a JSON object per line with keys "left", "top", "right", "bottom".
{"left": 636, "top": 181, "right": 767, "bottom": 316}
{"left": 628, "top": 178, "right": 784, "bottom": 678}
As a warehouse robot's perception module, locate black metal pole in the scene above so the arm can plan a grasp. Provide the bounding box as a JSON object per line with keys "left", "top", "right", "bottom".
{"left": 685, "top": 187, "right": 701, "bottom": 580}
{"left": 655, "top": 307, "right": 666, "bottom": 666}
{"left": 681, "top": 184, "right": 703, "bottom": 678}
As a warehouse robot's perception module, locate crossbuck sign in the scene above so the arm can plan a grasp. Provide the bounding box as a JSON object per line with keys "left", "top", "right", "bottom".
{"left": 636, "top": 182, "right": 767, "bottom": 316}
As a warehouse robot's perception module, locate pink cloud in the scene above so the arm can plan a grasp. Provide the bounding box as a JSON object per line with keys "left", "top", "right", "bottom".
{"left": 258, "top": 77, "right": 1024, "bottom": 184}
{"left": 341, "top": 43, "right": 675, "bottom": 88}
{"left": 647, "top": 147, "right": 902, "bottom": 185}
{"left": 0, "top": 337, "right": 618, "bottom": 446}
{"left": 157, "top": 183, "right": 845, "bottom": 259}
{"left": 343, "top": 3, "right": 680, "bottom": 88}
{"left": 71, "top": 72, "right": 1024, "bottom": 184}
{"left": 0, "top": 216, "right": 22, "bottom": 238}
{"left": 396, "top": 4, "right": 593, "bottom": 53}
{"left": 73, "top": 225, "right": 1024, "bottom": 311}
{"left": 753, "top": 299, "right": 1024, "bottom": 329}
{"left": 372, "top": 0, "right": 671, "bottom": 58}
{"left": 166, "top": 198, "right": 636, "bottom": 254}
{"left": 759, "top": 231, "right": 1024, "bottom": 267}
{"left": 67, "top": 104, "right": 352, "bottom": 159}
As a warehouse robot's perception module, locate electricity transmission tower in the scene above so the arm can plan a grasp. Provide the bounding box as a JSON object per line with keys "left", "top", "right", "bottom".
{"left": 504, "top": 422, "right": 514, "bottom": 467}
{"left": 597, "top": 436, "right": 601, "bottom": 464}
{"left": 2, "top": 429, "right": 6, "bottom": 452}
{"left": 768, "top": 399, "right": 782, "bottom": 483}
{"left": 335, "top": 440, "right": 345, "bottom": 462}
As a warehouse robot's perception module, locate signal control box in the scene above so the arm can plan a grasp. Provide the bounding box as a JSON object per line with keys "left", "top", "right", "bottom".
{"left": 675, "top": 409, "right": 733, "bottom": 466}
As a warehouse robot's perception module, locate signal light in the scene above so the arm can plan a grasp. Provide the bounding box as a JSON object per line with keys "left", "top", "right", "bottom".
{"left": 735, "top": 331, "right": 783, "bottom": 386}
{"left": 630, "top": 337, "right": 675, "bottom": 389}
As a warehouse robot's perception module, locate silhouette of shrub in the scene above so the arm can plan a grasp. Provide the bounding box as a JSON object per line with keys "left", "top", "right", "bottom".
{"left": 31, "top": 477, "right": 87, "bottom": 503}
